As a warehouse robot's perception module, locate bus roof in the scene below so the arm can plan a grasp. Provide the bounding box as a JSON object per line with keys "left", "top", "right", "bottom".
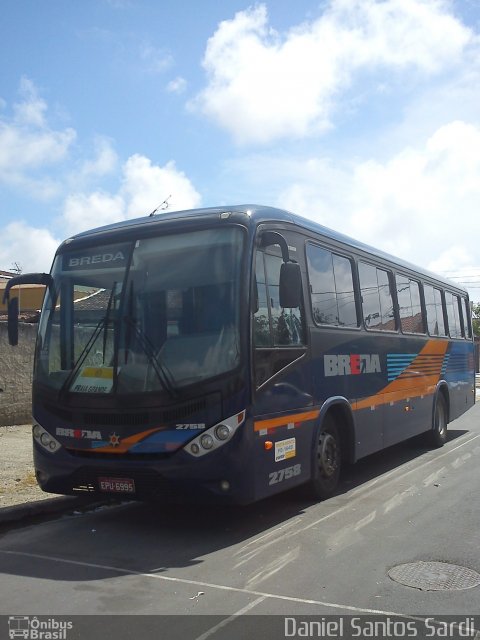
{"left": 65, "top": 204, "right": 467, "bottom": 296}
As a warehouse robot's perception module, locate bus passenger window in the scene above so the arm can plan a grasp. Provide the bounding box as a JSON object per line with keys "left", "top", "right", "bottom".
{"left": 454, "top": 294, "right": 464, "bottom": 337}
{"left": 306, "top": 244, "right": 358, "bottom": 328}
{"left": 358, "top": 263, "right": 395, "bottom": 331}
{"left": 463, "top": 297, "right": 472, "bottom": 338}
{"left": 396, "top": 276, "right": 425, "bottom": 334}
{"left": 424, "top": 285, "right": 446, "bottom": 336}
{"left": 445, "top": 291, "right": 462, "bottom": 338}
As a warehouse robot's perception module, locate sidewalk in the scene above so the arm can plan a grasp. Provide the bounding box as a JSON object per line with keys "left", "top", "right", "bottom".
{"left": 0, "top": 424, "right": 49, "bottom": 508}
{"left": 0, "top": 424, "right": 101, "bottom": 525}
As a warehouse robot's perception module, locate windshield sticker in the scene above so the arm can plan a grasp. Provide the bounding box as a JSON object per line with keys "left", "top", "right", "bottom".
{"left": 71, "top": 366, "right": 114, "bottom": 394}
{"left": 275, "top": 437, "right": 296, "bottom": 462}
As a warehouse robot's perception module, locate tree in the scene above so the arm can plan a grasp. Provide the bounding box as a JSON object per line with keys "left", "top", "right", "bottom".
{"left": 472, "top": 302, "right": 480, "bottom": 336}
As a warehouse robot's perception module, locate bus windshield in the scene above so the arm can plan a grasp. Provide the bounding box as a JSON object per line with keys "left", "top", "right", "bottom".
{"left": 35, "top": 226, "right": 244, "bottom": 395}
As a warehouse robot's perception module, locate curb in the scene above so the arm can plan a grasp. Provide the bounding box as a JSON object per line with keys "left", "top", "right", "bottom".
{"left": 0, "top": 495, "right": 107, "bottom": 526}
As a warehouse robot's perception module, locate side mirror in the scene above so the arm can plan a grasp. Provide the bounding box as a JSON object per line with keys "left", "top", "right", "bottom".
{"left": 279, "top": 262, "right": 302, "bottom": 308}
{"left": 3, "top": 272, "right": 52, "bottom": 347}
{"left": 7, "top": 297, "right": 19, "bottom": 346}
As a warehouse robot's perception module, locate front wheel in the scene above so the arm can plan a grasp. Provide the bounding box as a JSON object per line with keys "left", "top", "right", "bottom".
{"left": 427, "top": 394, "right": 448, "bottom": 448}
{"left": 310, "top": 415, "right": 342, "bottom": 500}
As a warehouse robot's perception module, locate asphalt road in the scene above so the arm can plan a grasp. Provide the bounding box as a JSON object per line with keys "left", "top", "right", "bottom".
{"left": 1, "top": 402, "right": 480, "bottom": 639}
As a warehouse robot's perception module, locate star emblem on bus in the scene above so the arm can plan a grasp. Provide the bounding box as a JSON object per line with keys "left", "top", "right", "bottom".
{"left": 109, "top": 432, "right": 121, "bottom": 447}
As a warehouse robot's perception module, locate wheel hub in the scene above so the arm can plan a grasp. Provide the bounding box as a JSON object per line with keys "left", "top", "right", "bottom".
{"left": 319, "top": 433, "right": 338, "bottom": 477}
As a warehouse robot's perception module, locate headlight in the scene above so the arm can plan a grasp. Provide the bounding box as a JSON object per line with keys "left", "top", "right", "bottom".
{"left": 185, "top": 411, "right": 245, "bottom": 457}
{"left": 40, "top": 433, "right": 51, "bottom": 447}
{"left": 215, "top": 425, "right": 230, "bottom": 441}
{"left": 33, "top": 422, "right": 62, "bottom": 454}
{"left": 200, "top": 434, "right": 214, "bottom": 450}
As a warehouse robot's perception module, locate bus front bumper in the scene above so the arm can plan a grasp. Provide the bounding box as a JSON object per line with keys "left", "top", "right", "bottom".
{"left": 33, "top": 439, "right": 254, "bottom": 505}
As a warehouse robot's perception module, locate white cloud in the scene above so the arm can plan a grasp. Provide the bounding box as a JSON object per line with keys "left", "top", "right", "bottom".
{"left": 123, "top": 154, "right": 201, "bottom": 218}
{"left": 428, "top": 246, "right": 476, "bottom": 278}
{"left": 63, "top": 191, "right": 125, "bottom": 237}
{"left": 0, "top": 221, "right": 60, "bottom": 273}
{"left": 13, "top": 77, "right": 48, "bottom": 127}
{"left": 78, "top": 136, "right": 118, "bottom": 181}
{"left": 5, "top": 152, "right": 202, "bottom": 267}
{"left": 0, "top": 124, "right": 75, "bottom": 174}
{"left": 139, "top": 43, "right": 173, "bottom": 74}
{"left": 0, "top": 78, "right": 76, "bottom": 196}
{"left": 348, "top": 121, "right": 480, "bottom": 255}
{"left": 193, "top": 1, "right": 473, "bottom": 144}
{"left": 62, "top": 154, "right": 201, "bottom": 236}
{"left": 166, "top": 76, "right": 187, "bottom": 94}
{"left": 276, "top": 120, "right": 480, "bottom": 298}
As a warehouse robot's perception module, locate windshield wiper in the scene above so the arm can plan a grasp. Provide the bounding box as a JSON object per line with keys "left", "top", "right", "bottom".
{"left": 122, "top": 282, "right": 177, "bottom": 398}
{"left": 102, "top": 286, "right": 116, "bottom": 364}
{"left": 123, "top": 315, "right": 178, "bottom": 399}
{"left": 58, "top": 285, "right": 117, "bottom": 398}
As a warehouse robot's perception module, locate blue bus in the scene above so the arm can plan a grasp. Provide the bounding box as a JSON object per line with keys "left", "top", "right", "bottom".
{"left": 3, "top": 205, "right": 475, "bottom": 503}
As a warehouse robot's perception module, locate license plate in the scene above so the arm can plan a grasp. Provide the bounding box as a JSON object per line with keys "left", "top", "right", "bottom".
{"left": 98, "top": 477, "right": 135, "bottom": 494}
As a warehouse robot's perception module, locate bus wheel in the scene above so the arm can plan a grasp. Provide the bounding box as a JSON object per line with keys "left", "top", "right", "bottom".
{"left": 428, "top": 395, "right": 448, "bottom": 448}
{"left": 311, "top": 415, "right": 341, "bottom": 500}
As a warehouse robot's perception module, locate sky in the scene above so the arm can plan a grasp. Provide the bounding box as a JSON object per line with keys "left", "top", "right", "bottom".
{"left": 1, "top": 0, "right": 480, "bottom": 299}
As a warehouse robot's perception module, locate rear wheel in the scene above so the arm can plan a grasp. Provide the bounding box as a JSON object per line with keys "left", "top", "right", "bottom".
{"left": 310, "top": 415, "right": 342, "bottom": 500}
{"left": 427, "top": 394, "right": 448, "bottom": 448}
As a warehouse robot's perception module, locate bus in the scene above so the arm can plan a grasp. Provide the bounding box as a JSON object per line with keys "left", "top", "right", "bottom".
{"left": 3, "top": 205, "right": 475, "bottom": 504}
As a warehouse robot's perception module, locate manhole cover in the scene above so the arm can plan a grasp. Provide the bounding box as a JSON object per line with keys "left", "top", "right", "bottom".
{"left": 388, "top": 561, "right": 480, "bottom": 591}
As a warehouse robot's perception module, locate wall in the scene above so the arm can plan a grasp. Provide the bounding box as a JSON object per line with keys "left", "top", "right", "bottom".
{"left": 0, "top": 322, "right": 37, "bottom": 426}
{"left": 0, "top": 283, "right": 46, "bottom": 312}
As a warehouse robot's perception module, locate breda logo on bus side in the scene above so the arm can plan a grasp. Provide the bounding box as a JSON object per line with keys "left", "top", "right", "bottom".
{"left": 324, "top": 354, "right": 381, "bottom": 377}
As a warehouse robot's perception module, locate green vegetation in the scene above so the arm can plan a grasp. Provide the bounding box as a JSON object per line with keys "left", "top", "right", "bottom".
{"left": 472, "top": 302, "right": 480, "bottom": 336}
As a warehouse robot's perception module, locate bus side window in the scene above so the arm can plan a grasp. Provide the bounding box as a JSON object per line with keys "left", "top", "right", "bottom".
{"left": 253, "top": 245, "right": 306, "bottom": 387}
{"left": 424, "top": 284, "right": 446, "bottom": 336}
{"left": 253, "top": 252, "right": 271, "bottom": 346}
{"left": 306, "top": 243, "right": 358, "bottom": 328}
{"left": 358, "top": 263, "right": 396, "bottom": 331}
{"left": 455, "top": 294, "right": 465, "bottom": 338}
{"left": 445, "top": 291, "right": 461, "bottom": 338}
{"left": 254, "top": 249, "right": 305, "bottom": 347}
{"left": 463, "top": 298, "right": 472, "bottom": 338}
{"left": 396, "top": 275, "right": 425, "bottom": 334}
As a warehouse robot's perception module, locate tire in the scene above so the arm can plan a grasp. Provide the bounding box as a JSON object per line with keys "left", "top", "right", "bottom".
{"left": 310, "top": 415, "right": 342, "bottom": 500}
{"left": 428, "top": 394, "right": 448, "bottom": 448}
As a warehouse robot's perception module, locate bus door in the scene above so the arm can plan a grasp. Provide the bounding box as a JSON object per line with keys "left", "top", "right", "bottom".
{"left": 251, "top": 229, "right": 314, "bottom": 498}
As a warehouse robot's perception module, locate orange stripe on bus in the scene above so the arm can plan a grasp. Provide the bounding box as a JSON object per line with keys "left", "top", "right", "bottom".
{"left": 254, "top": 409, "right": 320, "bottom": 432}
{"left": 355, "top": 339, "right": 449, "bottom": 411}
{"left": 87, "top": 427, "right": 161, "bottom": 454}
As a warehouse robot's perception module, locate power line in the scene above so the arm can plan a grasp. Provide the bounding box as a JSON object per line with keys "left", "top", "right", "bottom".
{"left": 440, "top": 268, "right": 480, "bottom": 275}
